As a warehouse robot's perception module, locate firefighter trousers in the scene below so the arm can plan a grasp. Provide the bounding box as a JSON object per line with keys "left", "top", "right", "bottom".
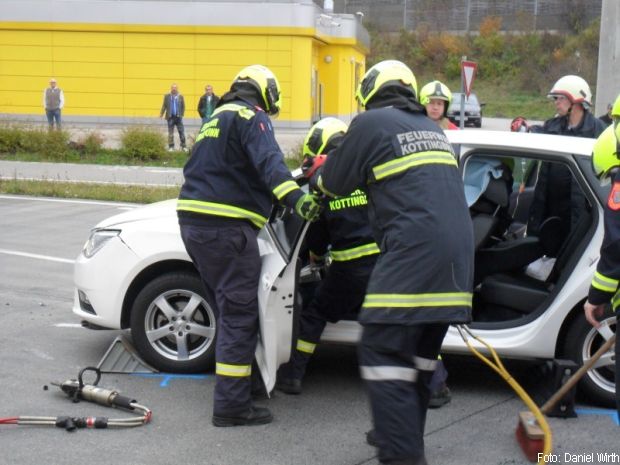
{"left": 359, "top": 323, "right": 448, "bottom": 464}
{"left": 279, "top": 256, "right": 375, "bottom": 381}
{"left": 180, "top": 220, "right": 260, "bottom": 416}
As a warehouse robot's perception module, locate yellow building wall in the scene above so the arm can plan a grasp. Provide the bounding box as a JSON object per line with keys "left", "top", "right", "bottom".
{"left": 0, "top": 22, "right": 364, "bottom": 126}
{"left": 316, "top": 43, "right": 365, "bottom": 120}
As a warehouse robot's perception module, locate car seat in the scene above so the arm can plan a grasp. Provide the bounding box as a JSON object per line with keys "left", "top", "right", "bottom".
{"left": 467, "top": 159, "right": 514, "bottom": 250}
{"left": 478, "top": 207, "right": 592, "bottom": 317}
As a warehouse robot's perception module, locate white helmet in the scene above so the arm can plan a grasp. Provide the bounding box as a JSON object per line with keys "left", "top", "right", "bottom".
{"left": 547, "top": 75, "right": 592, "bottom": 108}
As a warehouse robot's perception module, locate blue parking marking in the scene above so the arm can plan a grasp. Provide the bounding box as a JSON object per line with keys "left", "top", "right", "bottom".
{"left": 131, "top": 373, "right": 210, "bottom": 387}
{"left": 575, "top": 408, "right": 620, "bottom": 426}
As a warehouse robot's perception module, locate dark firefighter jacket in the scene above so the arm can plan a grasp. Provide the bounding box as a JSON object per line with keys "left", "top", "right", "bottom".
{"left": 528, "top": 111, "right": 605, "bottom": 237}
{"left": 317, "top": 94, "right": 474, "bottom": 325}
{"left": 589, "top": 170, "right": 620, "bottom": 311}
{"left": 307, "top": 189, "right": 379, "bottom": 262}
{"left": 177, "top": 98, "right": 303, "bottom": 228}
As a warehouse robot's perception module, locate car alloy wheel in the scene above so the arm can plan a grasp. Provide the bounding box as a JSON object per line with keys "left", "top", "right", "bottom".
{"left": 131, "top": 272, "right": 217, "bottom": 373}
{"left": 565, "top": 311, "right": 616, "bottom": 407}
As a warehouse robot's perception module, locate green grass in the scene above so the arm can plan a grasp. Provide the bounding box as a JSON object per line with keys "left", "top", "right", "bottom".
{"left": 0, "top": 148, "right": 189, "bottom": 167}
{"left": 429, "top": 78, "right": 553, "bottom": 121}
{"left": 0, "top": 179, "right": 179, "bottom": 204}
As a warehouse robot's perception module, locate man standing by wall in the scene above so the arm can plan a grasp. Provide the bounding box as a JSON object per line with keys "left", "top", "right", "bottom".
{"left": 43, "top": 78, "right": 64, "bottom": 130}
{"left": 198, "top": 84, "right": 220, "bottom": 124}
{"left": 160, "top": 83, "right": 187, "bottom": 151}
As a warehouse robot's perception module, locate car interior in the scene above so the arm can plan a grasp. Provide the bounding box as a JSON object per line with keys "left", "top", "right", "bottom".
{"left": 463, "top": 152, "right": 596, "bottom": 327}
{"left": 267, "top": 152, "right": 599, "bottom": 329}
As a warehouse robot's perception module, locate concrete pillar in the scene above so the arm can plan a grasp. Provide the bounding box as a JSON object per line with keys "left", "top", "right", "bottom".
{"left": 596, "top": 0, "right": 620, "bottom": 114}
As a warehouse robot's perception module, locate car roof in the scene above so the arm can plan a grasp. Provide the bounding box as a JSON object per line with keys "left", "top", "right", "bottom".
{"left": 446, "top": 129, "right": 596, "bottom": 158}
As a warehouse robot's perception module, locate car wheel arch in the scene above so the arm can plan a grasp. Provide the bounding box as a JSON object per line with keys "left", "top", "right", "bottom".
{"left": 554, "top": 298, "right": 587, "bottom": 359}
{"left": 121, "top": 259, "right": 198, "bottom": 329}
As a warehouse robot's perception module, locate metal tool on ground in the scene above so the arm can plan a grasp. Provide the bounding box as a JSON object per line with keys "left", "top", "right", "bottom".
{"left": 516, "top": 333, "right": 616, "bottom": 462}
{"left": 0, "top": 367, "right": 152, "bottom": 431}
{"left": 457, "top": 325, "right": 552, "bottom": 465}
{"left": 97, "top": 334, "right": 158, "bottom": 374}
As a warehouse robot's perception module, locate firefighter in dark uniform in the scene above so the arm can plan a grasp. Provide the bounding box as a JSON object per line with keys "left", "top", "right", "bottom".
{"left": 584, "top": 94, "right": 620, "bottom": 417}
{"left": 275, "top": 117, "right": 380, "bottom": 395}
{"left": 310, "top": 60, "right": 474, "bottom": 465}
{"left": 177, "top": 64, "right": 321, "bottom": 427}
{"left": 525, "top": 75, "right": 605, "bottom": 241}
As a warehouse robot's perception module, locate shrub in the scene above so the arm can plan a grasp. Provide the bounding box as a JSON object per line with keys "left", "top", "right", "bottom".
{"left": 78, "top": 131, "right": 105, "bottom": 155}
{"left": 0, "top": 126, "right": 23, "bottom": 153}
{"left": 43, "top": 130, "right": 71, "bottom": 160}
{"left": 120, "top": 126, "right": 167, "bottom": 161}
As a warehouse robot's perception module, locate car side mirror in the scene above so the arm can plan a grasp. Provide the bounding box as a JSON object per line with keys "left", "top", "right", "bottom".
{"left": 480, "top": 102, "right": 486, "bottom": 108}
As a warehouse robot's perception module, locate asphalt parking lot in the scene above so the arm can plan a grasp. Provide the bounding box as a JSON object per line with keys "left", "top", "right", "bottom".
{"left": 0, "top": 194, "right": 619, "bottom": 463}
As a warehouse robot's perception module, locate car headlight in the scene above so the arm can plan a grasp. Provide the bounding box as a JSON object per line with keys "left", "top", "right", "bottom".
{"left": 82, "top": 229, "right": 121, "bottom": 258}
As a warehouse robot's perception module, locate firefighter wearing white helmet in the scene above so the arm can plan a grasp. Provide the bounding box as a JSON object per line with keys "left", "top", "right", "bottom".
{"left": 310, "top": 59, "right": 474, "bottom": 464}
{"left": 177, "top": 64, "right": 322, "bottom": 427}
{"left": 585, "top": 93, "right": 620, "bottom": 417}
{"left": 526, "top": 75, "right": 606, "bottom": 241}
{"left": 276, "top": 117, "right": 380, "bottom": 395}
{"left": 419, "top": 80, "right": 457, "bottom": 130}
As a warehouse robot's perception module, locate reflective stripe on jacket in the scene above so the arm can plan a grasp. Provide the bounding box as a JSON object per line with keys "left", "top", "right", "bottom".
{"left": 588, "top": 171, "right": 620, "bottom": 310}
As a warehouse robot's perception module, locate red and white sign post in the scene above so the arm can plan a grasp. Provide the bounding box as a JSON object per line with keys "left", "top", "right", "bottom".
{"left": 458, "top": 58, "right": 478, "bottom": 129}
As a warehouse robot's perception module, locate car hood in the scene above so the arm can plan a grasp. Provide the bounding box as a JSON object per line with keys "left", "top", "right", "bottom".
{"left": 95, "top": 199, "right": 177, "bottom": 229}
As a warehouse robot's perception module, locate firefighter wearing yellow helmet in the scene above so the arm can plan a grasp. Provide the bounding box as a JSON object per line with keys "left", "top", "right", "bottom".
{"left": 176, "top": 64, "right": 321, "bottom": 427}
{"left": 310, "top": 59, "right": 474, "bottom": 464}
{"left": 585, "top": 93, "right": 620, "bottom": 419}
{"left": 419, "top": 80, "right": 457, "bottom": 130}
{"left": 276, "top": 117, "right": 381, "bottom": 395}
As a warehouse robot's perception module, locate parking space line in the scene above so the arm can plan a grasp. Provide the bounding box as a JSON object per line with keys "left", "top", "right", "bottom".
{"left": 131, "top": 373, "right": 210, "bottom": 387}
{"left": 575, "top": 408, "right": 620, "bottom": 426}
{"left": 0, "top": 248, "right": 74, "bottom": 264}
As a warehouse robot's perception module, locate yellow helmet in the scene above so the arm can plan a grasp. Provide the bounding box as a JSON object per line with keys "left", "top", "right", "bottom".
{"left": 419, "top": 80, "right": 453, "bottom": 106}
{"left": 356, "top": 60, "right": 417, "bottom": 108}
{"left": 303, "top": 117, "right": 348, "bottom": 157}
{"left": 612, "top": 93, "right": 620, "bottom": 124}
{"left": 612, "top": 95, "right": 620, "bottom": 116}
{"left": 233, "top": 64, "right": 281, "bottom": 115}
{"left": 591, "top": 125, "right": 620, "bottom": 181}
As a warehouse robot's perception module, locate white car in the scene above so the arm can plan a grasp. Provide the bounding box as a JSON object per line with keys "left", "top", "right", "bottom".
{"left": 73, "top": 130, "right": 616, "bottom": 405}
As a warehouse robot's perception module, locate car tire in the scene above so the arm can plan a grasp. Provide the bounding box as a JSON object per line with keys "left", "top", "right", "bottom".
{"left": 130, "top": 271, "right": 217, "bottom": 373}
{"left": 563, "top": 311, "right": 616, "bottom": 407}
{"left": 474, "top": 119, "right": 482, "bottom": 128}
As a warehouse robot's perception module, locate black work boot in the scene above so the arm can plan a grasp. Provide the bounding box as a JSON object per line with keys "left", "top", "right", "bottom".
{"left": 212, "top": 406, "right": 273, "bottom": 427}
{"left": 428, "top": 385, "right": 451, "bottom": 409}
{"left": 275, "top": 377, "right": 302, "bottom": 395}
{"left": 366, "top": 429, "right": 379, "bottom": 447}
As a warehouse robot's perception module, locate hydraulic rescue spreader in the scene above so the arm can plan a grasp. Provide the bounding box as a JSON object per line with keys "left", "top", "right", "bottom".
{"left": 0, "top": 367, "right": 152, "bottom": 431}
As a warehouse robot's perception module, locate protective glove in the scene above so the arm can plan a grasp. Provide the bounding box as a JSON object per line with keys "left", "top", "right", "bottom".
{"left": 301, "top": 154, "right": 327, "bottom": 179}
{"left": 510, "top": 116, "right": 529, "bottom": 133}
{"left": 295, "top": 193, "right": 322, "bottom": 221}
